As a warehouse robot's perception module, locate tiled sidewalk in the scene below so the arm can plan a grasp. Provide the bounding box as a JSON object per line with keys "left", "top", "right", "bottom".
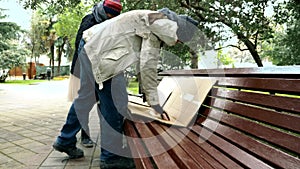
{"left": 0, "top": 79, "right": 102, "bottom": 169}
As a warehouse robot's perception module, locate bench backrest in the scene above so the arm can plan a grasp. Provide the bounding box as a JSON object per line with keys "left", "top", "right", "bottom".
{"left": 157, "top": 66, "right": 300, "bottom": 168}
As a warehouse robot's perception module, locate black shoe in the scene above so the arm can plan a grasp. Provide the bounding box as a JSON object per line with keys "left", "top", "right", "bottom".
{"left": 52, "top": 142, "right": 84, "bottom": 159}
{"left": 81, "top": 137, "right": 94, "bottom": 148}
{"left": 100, "top": 156, "right": 135, "bottom": 169}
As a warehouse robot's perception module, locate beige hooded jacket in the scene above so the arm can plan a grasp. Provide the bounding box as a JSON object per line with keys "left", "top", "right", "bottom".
{"left": 82, "top": 10, "right": 178, "bottom": 105}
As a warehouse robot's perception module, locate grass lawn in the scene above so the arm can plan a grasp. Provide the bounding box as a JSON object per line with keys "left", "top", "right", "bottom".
{"left": 2, "top": 76, "right": 69, "bottom": 85}
{"left": 127, "top": 79, "right": 139, "bottom": 94}
{"left": 3, "top": 79, "right": 47, "bottom": 85}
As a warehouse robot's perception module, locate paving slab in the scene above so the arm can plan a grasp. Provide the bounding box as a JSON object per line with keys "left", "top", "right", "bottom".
{"left": 0, "top": 79, "right": 102, "bottom": 169}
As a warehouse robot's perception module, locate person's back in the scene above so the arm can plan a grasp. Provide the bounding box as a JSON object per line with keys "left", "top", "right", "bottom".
{"left": 82, "top": 10, "right": 180, "bottom": 88}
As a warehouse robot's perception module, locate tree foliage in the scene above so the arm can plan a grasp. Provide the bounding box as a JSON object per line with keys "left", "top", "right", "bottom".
{"left": 262, "top": 1, "right": 300, "bottom": 65}
{"left": 20, "top": 0, "right": 80, "bottom": 11}
{"left": 20, "top": 0, "right": 300, "bottom": 67}
{"left": 178, "top": 0, "right": 278, "bottom": 67}
{"left": 123, "top": 0, "right": 296, "bottom": 67}
{"left": 0, "top": 46, "right": 28, "bottom": 70}
{"left": 29, "top": 10, "right": 50, "bottom": 61}
{"left": 0, "top": 10, "right": 22, "bottom": 52}
{"left": 53, "top": 3, "right": 92, "bottom": 60}
{"left": 0, "top": 9, "right": 29, "bottom": 72}
{"left": 28, "top": 8, "right": 56, "bottom": 76}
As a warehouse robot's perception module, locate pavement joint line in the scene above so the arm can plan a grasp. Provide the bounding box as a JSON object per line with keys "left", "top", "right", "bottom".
{"left": 87, "top": 132, "right": 100, "bottom": 169}
{"left": 1, "top": 126, "right": 50, "bottom": 147}
{"left": 0, "top": 150, "right": 25, "bottom": 166}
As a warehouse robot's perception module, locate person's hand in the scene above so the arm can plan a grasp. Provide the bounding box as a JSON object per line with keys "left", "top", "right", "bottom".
{"left": 151, "top": 104, "right": 170, "bottom": 121}
{"left": 160, "top": 111, "right": 170, "bottom": 121}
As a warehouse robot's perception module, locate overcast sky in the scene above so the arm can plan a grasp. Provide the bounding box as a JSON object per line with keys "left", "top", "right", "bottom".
{"left": 0, "top": 0, "right": 32, "bottom": 30}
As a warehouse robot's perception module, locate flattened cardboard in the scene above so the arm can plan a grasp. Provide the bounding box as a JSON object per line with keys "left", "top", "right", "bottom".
{"left": 128, "top": 76, "right": 216, "bottom": 127}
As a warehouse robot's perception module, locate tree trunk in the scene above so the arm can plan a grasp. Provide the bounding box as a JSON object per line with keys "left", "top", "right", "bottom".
{"left": 56, "top": 39, "right": 66, "bottom": 75}
{"left": 50, "top": 43, "right": 55, "bottom": 77}
{"left": 237, "top": 33, "right": 263, "bottom": 67}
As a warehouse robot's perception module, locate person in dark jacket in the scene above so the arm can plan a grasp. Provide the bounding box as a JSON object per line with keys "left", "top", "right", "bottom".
{"left": 53, "top": 0, "right": 122, "bottom": 159}
{"left": 70, "top": 0, "right": 120, "bottom": 148}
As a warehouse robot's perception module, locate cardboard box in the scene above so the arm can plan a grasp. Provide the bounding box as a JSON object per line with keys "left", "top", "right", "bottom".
{"left": 128, "top": 76, "right": 216, "bottom": 127}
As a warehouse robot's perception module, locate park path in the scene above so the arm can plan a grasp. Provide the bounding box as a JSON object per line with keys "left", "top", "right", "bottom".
{"left": 0, "top": 79, "right": 101, "bottom": 169}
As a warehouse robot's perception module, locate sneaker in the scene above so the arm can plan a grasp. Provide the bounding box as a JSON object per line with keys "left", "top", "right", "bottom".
{"left": 52, "top": 142, "right": 84, "bottom": 159}
{"left": 81, "top": 137, "right": 94, "bottom": 148}
{"left": 100, "top": 156, "right": 135, "bottom": 169}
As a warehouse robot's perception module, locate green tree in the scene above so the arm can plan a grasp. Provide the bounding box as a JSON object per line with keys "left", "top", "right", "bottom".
{"left": 53, "top": 3, "right": 91, "bottom": 60}
{"left": 21, "top": 0, "right": 298, "bottom": 67}
{"left": 262, "top": 1, "right": 300, "bottom": 65}
{"left": 0, "top": 9, "right": 21, "bottom": 52}
{"left": 53, "top": 2, "right": 92, "bottom": 75}
{"left": 20, "top": 0, "right": 80, "bottom": 10}
{"left": 123, "top": 0, "right": 296, "bottom": 67}
{"left": 29, "top": 10, "right": 49, "bottom": 64}
{"left": 0, "top": 46, "right": 29, "bottom": 70}
{"left": 216, "top": 47, "right": 235, "bottom": 68}
{"left": 30, "top": 7, "right": 60, "bottom": 77}
{"left": 0, "top": 9, "right": 30, "bottom": 81}
{"left": 20, "top": 0, "right": 209, "bottom": 69}
{"left": 28, "top": 2, "right": 93, "bottom": 76}
{"left": 178, "top": 0, "right": 279, "bottom": 67}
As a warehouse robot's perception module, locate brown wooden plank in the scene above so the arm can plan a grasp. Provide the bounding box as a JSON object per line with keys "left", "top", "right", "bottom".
{"left": 215, "top": 78, "right": 300, "bottom": 94}
{"left": 159, "top": 66, "right": 300, "bottom": 79}
{"left": 191, "top": 125, "right": 273, "bottom": 169}
{"left": 127, "top": 68, "right": 300, "bottom": 169}
{"left": 148, "top": 122, "right": 204, "bottom": 169}
{"left": 212, "top": 88, "right": 300, "bottom": 114}
{"left": 208, "top": 98, "right": 300, "bottom": 133}
{"left": 178, "top": 126, "right": 245, "bottom": 169}
{"left": 134, "top": 122, "right": 180, "bottom": 169}
{"left": 202, "top": 108, "right": 300, "bottom": 155}
{"left": 160, "top": 125, "right": 240, "bottom": 169}
{"left": 124, "top": 120, "right": 155, "bottom": 169}
{"left": 198, "top": 116, "right": 300, "bottom": 168}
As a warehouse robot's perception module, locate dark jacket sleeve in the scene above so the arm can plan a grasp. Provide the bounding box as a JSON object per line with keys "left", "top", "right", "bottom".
{"left": 71, "top": 14, "right": 98, "bottom": 77}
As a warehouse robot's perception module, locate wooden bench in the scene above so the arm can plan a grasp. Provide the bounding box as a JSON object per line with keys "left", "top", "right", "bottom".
{"left": 124, "top": 66, "right": 300, "bottom": 169}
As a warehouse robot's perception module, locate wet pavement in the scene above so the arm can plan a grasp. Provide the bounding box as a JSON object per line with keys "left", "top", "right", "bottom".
{"left": 0, "top": 79, "right": 101, "bottom": 169}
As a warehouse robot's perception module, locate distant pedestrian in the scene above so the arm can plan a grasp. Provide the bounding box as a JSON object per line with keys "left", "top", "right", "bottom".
{"left": 46, "top": 67, "right": 51, "bottom": 81}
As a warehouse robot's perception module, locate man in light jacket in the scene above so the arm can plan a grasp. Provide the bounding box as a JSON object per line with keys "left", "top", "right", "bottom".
{"left": 74, "top": 8, "right": 198, "bottom": 168}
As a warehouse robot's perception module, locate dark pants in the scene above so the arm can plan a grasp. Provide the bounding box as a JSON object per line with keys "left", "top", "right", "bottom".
{"left": 55, "top": 41, "right": 127, "bottom": 160}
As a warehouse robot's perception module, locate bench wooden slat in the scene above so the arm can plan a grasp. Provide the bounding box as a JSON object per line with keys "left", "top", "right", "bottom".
{"left": 124, "top": 121, "right": 155, "bottom": 169}
{"left": 191, "top": 125, "right": 273, "bottom": 169}
{"left": 212, "top": 88, "right": 300, "bottom": 114}
{"left": 201, "top": 108, "right": 300, "bottom": 155}
{"left": 163, "top": 129, "right": 220, "bottom": 169}
{"left": 148, "top": 122, "right": 205, "bottom": 169}
{"left": 170, "top": 127, "right": 244, "bottom": 169}
{"left": 134, "top": 122, "right": 180, "bottom": 169}
{"left": 159, "top": 66, "right": 300, "bottom": 79}
{"left": 197, "top": 113, "right": 300, "bottom": 168}
{"left": 216, "top": 78, "right": 300, "bottom": 94}
{"left": 208, "top": 98, "right": 300, "bottom": 133}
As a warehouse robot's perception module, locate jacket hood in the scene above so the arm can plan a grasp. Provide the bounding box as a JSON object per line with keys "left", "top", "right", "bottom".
{"left": 158, "top": 8, "right": 199, "bottom": 42}
{"left": 92, "top": 1, "right": 108, "bottom": 23}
